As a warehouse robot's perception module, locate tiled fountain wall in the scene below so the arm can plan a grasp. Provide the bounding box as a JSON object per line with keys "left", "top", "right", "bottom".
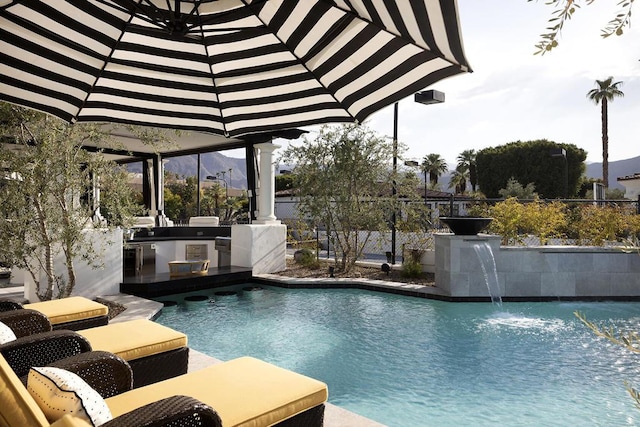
{"left": 435, "top": 234, "right": 640, "bottom": 299}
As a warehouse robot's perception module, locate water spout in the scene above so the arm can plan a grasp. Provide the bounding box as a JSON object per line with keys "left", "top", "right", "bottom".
{"left": 473, "top": 242, "right": 502, "bottom": 306}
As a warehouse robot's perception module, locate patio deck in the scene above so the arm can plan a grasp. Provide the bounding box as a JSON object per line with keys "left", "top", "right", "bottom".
{"left": 120, "top": 265, "right": 253, "bottom": 298}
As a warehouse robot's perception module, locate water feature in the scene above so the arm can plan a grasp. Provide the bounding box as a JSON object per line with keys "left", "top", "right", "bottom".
{"left": 473, "top": 241, "right": 502, "bottom": 305}
{"left": 156, "top": 286, "right": 640, "bottom": 427}
{"left": 439, "top": 216, "right": 493, "bottom": 235}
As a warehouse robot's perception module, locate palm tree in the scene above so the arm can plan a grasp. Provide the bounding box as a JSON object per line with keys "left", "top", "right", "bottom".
{"left": 456, "top": 149, "right": 477, "bottom": 192}
{"left": 449, "top": 166, "right": 468, "bottom": 194}
{"left": 421, "top": 153, "right": 448, "bottom": 188}
{"left": 587, "top": 77, "right": 624, "bottom": 188}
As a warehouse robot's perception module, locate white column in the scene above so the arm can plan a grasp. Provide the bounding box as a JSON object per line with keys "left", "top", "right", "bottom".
{"left": 254, "top": 142, "right": 280, "bottom": 224}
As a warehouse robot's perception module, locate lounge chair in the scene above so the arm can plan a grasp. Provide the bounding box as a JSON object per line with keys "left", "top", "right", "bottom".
{"left": 0, "top": 309, "right": 188, "bottom": 387}
{"left": 0, "top": 350, "right": 328, "bottom": 426}
{"left": 0, "top": 296, "right": 109, "bottom": 331}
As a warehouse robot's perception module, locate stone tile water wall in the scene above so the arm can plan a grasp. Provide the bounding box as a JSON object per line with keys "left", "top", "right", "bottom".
{"left": 435, "top": 234, "right": 640, "bottom": 300}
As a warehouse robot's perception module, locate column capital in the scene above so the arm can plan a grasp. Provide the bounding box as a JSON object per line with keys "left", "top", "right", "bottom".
{"left": 254, "top": 142, "right": 281, "bottom": 153}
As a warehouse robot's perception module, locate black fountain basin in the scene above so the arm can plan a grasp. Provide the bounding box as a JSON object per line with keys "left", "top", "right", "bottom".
{"left": 439, "top": 217, "right": 493, "bottom": 236}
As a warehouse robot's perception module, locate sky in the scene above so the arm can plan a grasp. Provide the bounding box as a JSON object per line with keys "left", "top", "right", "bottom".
{"left": 268, "top": 1, "right": 640, "bottom": 167}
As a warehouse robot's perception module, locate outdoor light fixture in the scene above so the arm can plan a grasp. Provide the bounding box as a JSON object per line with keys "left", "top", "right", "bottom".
{"left": 207, "top": 175, "right": 228, "bottom": 198}
{"left": 381, "top": 263, "right": 391, "bottom": 276}
{"left": 549, "top": 147, "right": 568, "bottom": 198}
{"left": 391, "top": 90, "right": 445, "bottom": 263}
{"left": 414, "top": 90, "right": 445, "bottom": 105}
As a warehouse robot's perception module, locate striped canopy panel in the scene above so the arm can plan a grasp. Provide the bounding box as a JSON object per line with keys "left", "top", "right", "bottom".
{"left": 0, "top": 0, "right": 471, "bottom": 137}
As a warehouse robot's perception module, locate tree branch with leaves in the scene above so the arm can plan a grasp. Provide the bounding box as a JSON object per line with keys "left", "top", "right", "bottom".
{"left": 530, "top": 0, "right": 634, "bottom": 54}
{"left": 280, "top": 123, "right": 422, "bottom": 272}
{"left": 0, "top": 103, "right": 173, "bottom": 300}
{"left": 575, "top": 311, "right": 640, "bottom": 408}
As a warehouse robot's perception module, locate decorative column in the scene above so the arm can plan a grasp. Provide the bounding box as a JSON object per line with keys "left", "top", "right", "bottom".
{"left": 231, "top": 141, "right": 286, "bottom": 273}
{"left": 254, "top": 142, "right": 280, "bottom": 224}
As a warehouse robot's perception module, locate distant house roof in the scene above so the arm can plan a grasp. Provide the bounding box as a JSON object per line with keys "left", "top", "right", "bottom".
{"left": 616, "top": 173, "right": 640, "bottom": 199}
{"left": 275, "top": 185, "right": 457, "bottom": 199}
{"left": 617, "top": 173, "right": 640, "bottom": 182}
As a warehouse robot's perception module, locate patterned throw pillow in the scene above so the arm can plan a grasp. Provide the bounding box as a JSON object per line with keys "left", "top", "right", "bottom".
{"left": 27, "top": 366, "right": 113, "bottom": 427}
{"left": 0, "top": 321, "right": 17, "bottom": 344}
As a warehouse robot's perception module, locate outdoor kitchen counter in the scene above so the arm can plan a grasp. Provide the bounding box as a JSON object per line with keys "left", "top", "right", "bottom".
{"left": 124, "top": 227, "right": 232, "bottom": 276}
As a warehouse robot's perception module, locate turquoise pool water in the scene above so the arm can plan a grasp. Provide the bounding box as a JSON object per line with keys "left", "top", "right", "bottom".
{"left": 155, "top": 286, "right": 640, "bottom": 426}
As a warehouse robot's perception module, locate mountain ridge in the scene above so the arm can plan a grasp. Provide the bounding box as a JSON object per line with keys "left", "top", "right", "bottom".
{"left": 130, "top": 152, "right": 639, "bottom": 192}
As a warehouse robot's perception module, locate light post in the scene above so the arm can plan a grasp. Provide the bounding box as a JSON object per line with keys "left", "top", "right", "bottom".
{"left": 206, "top": 175, "right": 228, "bottom": 195}
{"left": 196, "top": 153, "right": 202, "bottom": 216}
{"left": 550, "top": 147, "right": 568, "bottom": 198}
{"left": 210, "top": 172, "right": 228, "bottom": 198}
{"left": 206, "top": 175, "right": 227, "bottom": 217}
{"left": 218, "top": 171, "right": 228, "bottom": 198}
{"left": 390, "top": 90, "right": 445, "bottom": 264}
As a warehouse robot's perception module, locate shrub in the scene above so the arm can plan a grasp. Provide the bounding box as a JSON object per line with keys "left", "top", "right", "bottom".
{"left": 487, "top": 198, "right": 637, "bottom": 247}
{"left": 401, "top": 259, "right": 423, "bottom": 278}
{"left": 293, "top": 248, "right": 320, "bottom": 269}
{"left": 570, "top": 205, "right": 638, "bottom": 246}
{"left": 486, "top": 197, "right": 525, "bottom": 245}
{"left": 520, "top": 199, "right": 568, "bottom": 245}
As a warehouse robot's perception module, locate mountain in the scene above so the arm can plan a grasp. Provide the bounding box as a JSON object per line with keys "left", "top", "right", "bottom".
{"left": 585, "top": 155, "right": 640, "bottom": 190}
{"left": 128, "top": 152, "right": 639, "bottom": 193}
{"left": 128, "top": 152, "right": 248, "bottom": 189}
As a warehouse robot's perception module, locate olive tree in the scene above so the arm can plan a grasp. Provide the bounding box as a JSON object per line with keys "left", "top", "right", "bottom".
{"left": 280, "top": 123, "right": 421, "bottom": 272}
{"left": 0, "top": 103, "right": 170, "bottom": 300}
{"left": 530, "top": 0, "right": 633, "bottom": 54}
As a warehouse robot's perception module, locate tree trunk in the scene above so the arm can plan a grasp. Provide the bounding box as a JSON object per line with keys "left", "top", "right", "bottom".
{"left": 34, "top": 198, "right": 55, "bottom": 300}
{"left": 601, "top": 98, "right": 609, "bottom": 188}
{"left": 469, "top": 163, "right": 477, "bottom": 192}
{"left": 62, "top": 240, "right": 76, "bottom": 298}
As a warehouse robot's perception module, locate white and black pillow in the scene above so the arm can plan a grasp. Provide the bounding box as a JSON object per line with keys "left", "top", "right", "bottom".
{"left": 27, "top": 366, "right": 112, "bottom": 426}
{"left": 0, "top": 321, "right": 17, "bottom": 344}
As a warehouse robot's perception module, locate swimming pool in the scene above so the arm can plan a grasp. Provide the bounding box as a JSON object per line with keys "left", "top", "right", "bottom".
{"left": 155, "top": 286, "right": 640, "bottom": 426}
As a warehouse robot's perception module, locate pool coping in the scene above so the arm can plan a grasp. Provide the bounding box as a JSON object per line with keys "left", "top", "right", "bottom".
{"left": 253, "top": 274, "right": 640, "bottom": 303}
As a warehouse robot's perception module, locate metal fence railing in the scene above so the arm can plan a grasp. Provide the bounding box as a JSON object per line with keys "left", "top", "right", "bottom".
{"left": 276, "top": 197, "right": 640, "bottom": 264}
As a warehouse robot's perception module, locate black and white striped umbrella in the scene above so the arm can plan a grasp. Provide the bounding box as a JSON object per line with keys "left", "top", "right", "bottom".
{"left": 0, "top": 0, "right": 471, "bottom": 137}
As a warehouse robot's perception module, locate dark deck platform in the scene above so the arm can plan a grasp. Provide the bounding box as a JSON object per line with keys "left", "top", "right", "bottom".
{"left": 120, "top": 266, "right": 253, "bottom": 298}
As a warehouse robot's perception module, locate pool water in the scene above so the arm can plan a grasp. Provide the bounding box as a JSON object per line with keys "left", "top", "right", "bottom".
{"left": 155, "top": 286, "right": 640, "bottom": 426}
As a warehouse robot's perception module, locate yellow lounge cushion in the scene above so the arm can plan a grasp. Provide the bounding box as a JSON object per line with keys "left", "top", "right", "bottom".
{"left": 105, "top": 356, "right": 328, "bottom": 427}
{"left": 78, "top": 319, "right": 187, "bottom": 361}
{"left": 50, "top": 415, "right": 93, "bottom": 427}
{"left": 25, "top": 297, "right": 108, "bottom": 326}
{"left": 0, "top": 354, "right": 49, "bottom": 427}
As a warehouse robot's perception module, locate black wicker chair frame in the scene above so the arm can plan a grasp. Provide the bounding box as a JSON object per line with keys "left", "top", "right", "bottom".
{"left": 46, "top": 351, "right": 324, "bottom": 427}
{"left": 15, "top": 351, "right": 223, "bottom": 427}
{"left": 0, "top": 298, "right": 108, "bottom": 330}
{"left": 1, "top": 329, "right": 92, "bottom": 378}
{"left": 0, "top": 307, "right": 51, "bottom": 337}
{"left": 0, "top": 299, "right": 23, "bottom": 311}
{"left": 0, "top": 309, "right": 188, "bottom": 387}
